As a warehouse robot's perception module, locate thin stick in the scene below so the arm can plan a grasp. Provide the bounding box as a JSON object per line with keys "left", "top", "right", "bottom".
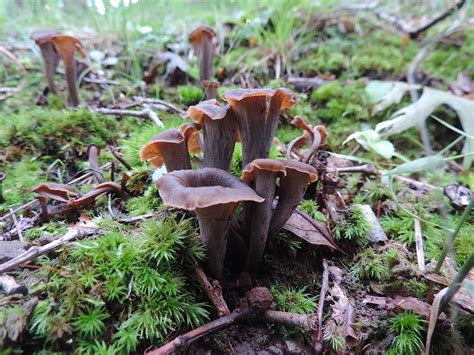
{"left": 0, "top": 222, "right": 98, "bottom": 274}
{"left": 435, "top": 196, "right": 474, "bottom": 273}
{"left": 10, "top": 209, "right": 24, "bottom": 242}
{"left": 0, "top": 200, "right": 37, "bottom": 221}
{"left": 146, "top": 308, "right": 251, "bottom": 355}
{"left": 315, "top": 258, "right": 329, "bottom": 352}
{"left": 193, "top": 264, "right": 230, "bottom": 317}
{"left": 414, "top": 218, "right": 426, "bottom": 273}
{"left": 133, "top": 96, "right": 185, "bottom": 115}
{"left": 93, "top": 107, "right": 164, "bottom": 127}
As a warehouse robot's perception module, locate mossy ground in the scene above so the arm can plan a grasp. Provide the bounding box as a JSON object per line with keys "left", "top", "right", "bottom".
{"left": 1, "top": 1, "right": 473, "bottom": 353}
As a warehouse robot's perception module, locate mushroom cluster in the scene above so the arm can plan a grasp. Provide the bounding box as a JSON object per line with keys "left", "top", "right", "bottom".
{"left": 138, "top": 26, "right": 323, "bottom": 281}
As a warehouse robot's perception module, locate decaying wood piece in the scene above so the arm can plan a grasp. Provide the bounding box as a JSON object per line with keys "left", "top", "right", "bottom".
{"left": 193, "top": 264, "right": 230, "bottom": 317}
{"left": 0, "top": 220, "right": 98, "bottom": 274}
{"left": 413, "top": 218, "right": 426, "bottom": 273}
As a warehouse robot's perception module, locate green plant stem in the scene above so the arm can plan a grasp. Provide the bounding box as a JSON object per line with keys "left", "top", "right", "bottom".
{"left": 435, "top": 197, "right": 474, "bottom": 273}
{"left": 440, "top": 253, "right": 474, "bottom": 310}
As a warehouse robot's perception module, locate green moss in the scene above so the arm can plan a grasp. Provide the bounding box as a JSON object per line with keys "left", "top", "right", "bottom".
{"left": 0, "top": 156, "right": 43, "bottom": 210}
{"left": 298, "top": 200, "right": 326, "bottom": 223}
{"left": 24, "top": 221, "right": 67, "bottom": 241}
{"left": 387, "top": 312, "right": 425, "bottom": 355}
{"left": 177, "top": 85, "right": 204, "bottom": 106}
{"left": 29, "top": 215, "right": 208, "bottom": 352}
{"left": 352, "top": 247, "right": 390, "bottom": 281}
{"left": 333, "top": 206, "right": 370, "bottom": 246}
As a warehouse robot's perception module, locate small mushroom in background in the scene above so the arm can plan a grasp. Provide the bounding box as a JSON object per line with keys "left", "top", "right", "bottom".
{"left": 87, "top": 144, "right": 105, "bottom": 183}
{"left": 67, "top": 182, "right": 123, "bottom": 209}
{"left": 241, "top": 159, "right": 286, "bottom": 272}
{"left": 31, "top": 29, "right": 62, "bottom": 95}
{"left": 188, "top": 26, "right": 217, "bottom": 82}
{"left": 179, "top": 122, "right": 203, "bottom": 156}
{"left": 156, "top": 168, "right": 264, "bottom": 280}
{"left": 221, "top": 88, "right": 299, "bottom": 166}
{"left": 139, "top": 125, "right": 202, "bottom": 172}
{"left": 202, "top": 80, "right": 220, "bottom": 100}
{"left": 185, "top": 99, "right": 238, "bottom": 171}
{"left": 287, "top": 115, "right": 328, "bottom": 163}
{"left": 268, "top": 160, "right": 317, "bottom": 238}
{"left": 50, "top": 34, "right": 84, "bottom": 107}
{"left": 32, "top": 183, "right": 80, "bottom": 222}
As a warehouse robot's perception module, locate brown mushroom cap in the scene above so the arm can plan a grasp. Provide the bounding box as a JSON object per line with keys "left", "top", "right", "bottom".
{"left": 32, "top": 182, "right": 79, "bottom": 203}
{"left": 67, "top": 182, "right": 122, "bottom": 208}
{"left": 185, "top": 99, "right": 227, "bottom": 123}
{"left": 221, "top": 88, "right": 298, "bottom": 166}
{"left": 241, "top": 158, "right": 287, "bottom": 185}
{"left": 31, "top": 29, "right": 62, "bottom": 44}
{"left": 179, "top": 122, "right": 202, "bottom": 155}
{"left": 188, "top": 26, "right": 217, "bottom": 42}
{"left": 201, "top": 80, "right": 220, "bottom": 99}
{"left": 280, "top": 160, "right": 317, "bottom": 183}
{"left": 221, "top": 87, "right": 298, "bottom": 110}
{"left": 157, "top": 168, "right": 263, "bottom": 280}
{"left": 139, "top": 129, "right": 186, "bottom": 169}
{"left": 157, "top": 168, "right": 263, "bottom": 210}
{"left": 31, "top": 29, "right": 62, "bottom": 95}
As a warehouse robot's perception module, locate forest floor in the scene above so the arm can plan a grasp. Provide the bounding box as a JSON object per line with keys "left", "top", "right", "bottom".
{"left": 0, "top": 1, "right": 473, "bottom": 354}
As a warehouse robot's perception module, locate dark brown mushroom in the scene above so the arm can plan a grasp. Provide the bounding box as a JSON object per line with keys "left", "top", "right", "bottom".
{"left": 32, "top": 182, "right": 79, "bottom": 222}
{"left": 185, "top": 99, "right": 237, "bottom": 170}
{"left": 156, "top": 168, "right": 264, "bottom": 280}
{"left": 139, "top": 126, "right": 201, "bottom": 172}
{"left": 67, "top": 182, "right": 123, "bottom": 209}
{"left": 31, "top": 29, "right": 61, "bottom": 95}
{"left": 188, "top": 26, "right": 217, "bottom": 82}
{"left": 287, "top": 116, "right": 327, "bottom": 163}
{"left": 50, "top": 34, "right": 82, "bottom": 107}
{"left": 87, "top": 144, "right": 105, "bottom": 183}
{"left": 221, "top": 88, "right": 298, "bottom": 166}
{"left": 269, "top": 160, "right": 317, "bottom": 238}
{"left": 202, "top": 80, "right": 220, "bottom": 99}
{"left": 241, "top": 159, "right": 286, "bottom": 271}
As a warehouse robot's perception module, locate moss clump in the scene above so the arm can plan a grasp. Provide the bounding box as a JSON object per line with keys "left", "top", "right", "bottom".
{"left": 28, "top": 215, "right": 208, "bottom": 353}
{"left": 0, "top": 108, "right": 130, "bottom": 163}
{"left": 311, "top": 81, "right": 371, "bottom": 123}
{"left": 333, "top": 206, "right": 370, "bottom": 247}
{"left": 351, "top": 247, "right": 390, "bottom": 281}
{"left": 387, "top": 312, "right": 425, "bottom": 355}
{"left": 177, "top": 85, "right": 204, "bottom": 106}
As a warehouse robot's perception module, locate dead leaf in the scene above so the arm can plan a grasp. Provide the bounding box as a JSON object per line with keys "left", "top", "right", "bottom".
{"left": 282, "top": 209, "right": 340, "bottom": 250}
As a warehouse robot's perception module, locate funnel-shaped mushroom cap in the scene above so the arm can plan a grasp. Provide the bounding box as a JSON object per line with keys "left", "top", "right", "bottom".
{"left": 221, "top": 88, "right": 298, "bottom": 166}
{"left": 186, "top": 100, "right": 237, "bottom": 170}
{"left": 31, "top": 29, "right": 61, "bottom": 44}
{"left": 188, "top": 26, "right": 217, "bottom": 82}
{"left": 157, "top": 168, "right": 263, "bottom": 280}
{"left": 269, "top": 160, "right": 317, "bottom": 237}
{"left": 157, "top": 168, "right": 263, "bottom": 210}
{"left": 241, "top": 159, "right": 287, "bottom": 272}
{"left": 68, "top": 182, "right": 122, "bottom": 208}
{"left": 242, "top": 158, "right": 287, "bottom": 184}
{"left": 51, "top": 34, "right": 82, "bottom": 107}
{"left": 32, "top": 182, "right": 79, "bottom": 203}
{"left": 139, "top": 128, "right": 193, "bottom": 171}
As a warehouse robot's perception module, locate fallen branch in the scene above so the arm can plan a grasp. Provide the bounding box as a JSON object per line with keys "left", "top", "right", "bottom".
{"left": 0, "top": 220, "right": 98, "bottom": 274}
{"left": 193, "top": 264, "right": 230, "bottom": 317}
{"left": 0, "top": 275, "right": 27, "bottom": 295}
{"left": 93, "top": 107, "right": 164, "bottom": 127}
{"left": 133, "top": 96, "right": 185, "bottom": 115}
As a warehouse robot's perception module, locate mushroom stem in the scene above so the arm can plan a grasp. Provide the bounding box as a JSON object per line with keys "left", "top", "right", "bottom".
{"left": 269, "top": 166, "right": 316, "bottom": 238}
{"left": 37, "top": 196, "right": 49, "bottom": 222}
{"left": 202, "top": 80, "right": 220, "bottom": 100}
{"left": 202, "top": 115, "right": 237, "bottom": 171}
{"left": 196, "top": 203, "right": 236, "bottom": 280}
{"left": 245, "top": 171, "right": 277, "bottom": 272}
{"left": 38, "top": 43, "right": 60, "bottom": 95}
{"left": 87, "top": 145, "right": 105, "bottom": 183}
{"left": 162, "top": 143, "right": 192, "bottom": 172}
